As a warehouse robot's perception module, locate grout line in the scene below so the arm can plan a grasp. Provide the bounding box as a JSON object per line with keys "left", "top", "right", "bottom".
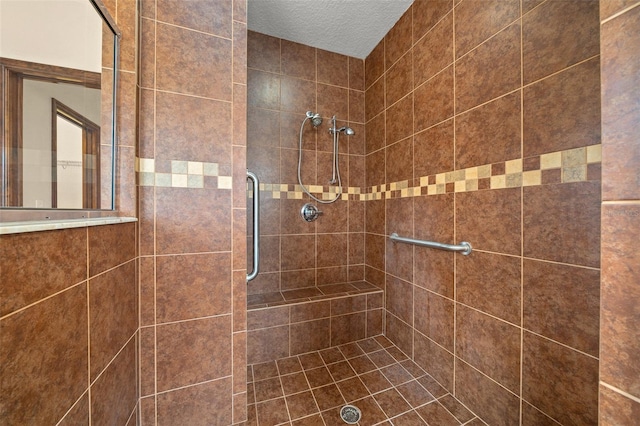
{"left": 451, "top": 0, "right": 458, "bottom": 399}
{"left": 602, "top": 200, "right": 640, "bottom": 206}
{"left": 601, "top": 1, "right": 640, "bottom": 24}
{"left": 0, "top": 279, "right": 87, "bottom": 321}
{"left": 89, "top": 332, "right": 137, "bottom": 388}
{"left": 153, "top": 19, "right": 233, "bottom": 40}
{"left": 55, "top": 386, "right": 90, "bottom": 425}
{"left": 523, "top": 329, "right": 599, "bottom": 360}
{"left": 519, "top": 10, "right": 525, "bottom": 424}
{"left": 154, "top": 312, "right": 232, "bottom": 327}
{"left": 600, "top": 382, "right": 640, "bottom": 404}
{"left": 154, "top": 375, "right": 233, "bottom": 396}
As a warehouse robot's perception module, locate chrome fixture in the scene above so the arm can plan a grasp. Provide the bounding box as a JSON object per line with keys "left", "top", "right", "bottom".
{"left": 297, "top": 113, "right": 354, "bottom": 204}
{"left": 246, "top": 170, "right": 260, "bottom": 281}
{"left": 300, "top": 203, "right": 322, "bottom": 222}
{"left": 328, "top": 115, "right": 354, "bottom": 185}
{"left": 329, "top": 125, "right": 355, "bottom": 136}
{"left": 306, "top": 110, "right": 323, "bottom": 127}
{"left": 389, "top": 232, "right": 472, "bottom": 255}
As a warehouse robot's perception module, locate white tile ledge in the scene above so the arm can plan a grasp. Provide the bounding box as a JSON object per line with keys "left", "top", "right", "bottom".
{"left": 0, "top": 217, "right": 137, "bottom": 235}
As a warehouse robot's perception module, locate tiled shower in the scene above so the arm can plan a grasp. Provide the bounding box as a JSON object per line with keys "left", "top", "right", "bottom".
{"left": 246, "top": 0, "right": 604, "bottom": 424}
{"left": 1, "top": 0, "right": 639, "bottom": 425}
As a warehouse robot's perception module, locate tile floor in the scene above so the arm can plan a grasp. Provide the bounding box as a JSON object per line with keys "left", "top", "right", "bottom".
{"left": 246, "top": 336, "right": 484, "bottom": 425}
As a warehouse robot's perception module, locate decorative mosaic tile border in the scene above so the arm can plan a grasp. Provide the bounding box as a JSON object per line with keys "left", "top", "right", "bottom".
{"left": 136, "top": 158, "right": 233, "bottom": 189}
{"left": 254, "top": 145, "right": 602, "bottom": 201}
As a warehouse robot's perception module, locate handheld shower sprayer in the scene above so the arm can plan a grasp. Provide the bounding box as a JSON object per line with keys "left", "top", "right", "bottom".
{"left": 297, "top": 112, "right": 355, "bottom": 204}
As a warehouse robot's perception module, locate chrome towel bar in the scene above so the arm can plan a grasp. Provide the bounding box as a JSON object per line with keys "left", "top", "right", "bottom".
{"left": 390, "top": 233, "right": 472, "bottom": 255}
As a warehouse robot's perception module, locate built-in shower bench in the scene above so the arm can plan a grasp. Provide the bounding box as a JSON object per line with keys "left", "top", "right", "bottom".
{"left": 246, "top": 281, "right": 384, "bottom": 364}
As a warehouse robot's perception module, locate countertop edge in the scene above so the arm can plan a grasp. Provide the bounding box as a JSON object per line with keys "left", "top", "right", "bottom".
{"left": 0, "top": 217, "right": 138, "bottom": 235}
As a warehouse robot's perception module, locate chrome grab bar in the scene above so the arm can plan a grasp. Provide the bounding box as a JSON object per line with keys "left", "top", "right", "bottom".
{"left": 246, "top": 170, "right": 260, "bottom": 281}
{"left": 390, "top": 232, "right": 472, "bottom": 256}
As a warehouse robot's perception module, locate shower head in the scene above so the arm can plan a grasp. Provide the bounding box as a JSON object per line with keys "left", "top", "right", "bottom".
{"left": 336, "top": 126, "right": 355, "bottom": 136}
{"left": 306, "top": 111, "right": 323, "bottom": 127}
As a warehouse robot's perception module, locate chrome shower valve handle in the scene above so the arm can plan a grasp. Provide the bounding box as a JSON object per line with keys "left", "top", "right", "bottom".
{"left": 300, "top": 203, "right": 322, "bottom": 222}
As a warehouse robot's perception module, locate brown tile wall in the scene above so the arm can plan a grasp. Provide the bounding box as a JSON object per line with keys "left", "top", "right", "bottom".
{"left": 246, "top": 31, "right": 366, "bottom": 294}
{"left": 365, "top": 1, "right": 602, "bottom": 425}
{"left": 247, "top": 292, "right": 383, "bottom": 364}
{"left": 0, "top": 222, "right": 138, "bottom": 425}
{"left": 138, "top": 0, "right": 247, "bottom": 424}
{"left": 599, "top": 1, "right": 640, "bottom": 423}
{"left": 0, "top": 0, "right": 138, "bottom": 423}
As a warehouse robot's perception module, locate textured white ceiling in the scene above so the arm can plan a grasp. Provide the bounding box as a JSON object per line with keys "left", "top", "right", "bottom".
{"left": 247, "top": 0, "right": 413, "bottom": 59}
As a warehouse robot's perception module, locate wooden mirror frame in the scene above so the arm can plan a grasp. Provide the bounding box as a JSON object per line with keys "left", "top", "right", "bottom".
{"left": 1, "top": 58, "right": 101, "bottom": 207}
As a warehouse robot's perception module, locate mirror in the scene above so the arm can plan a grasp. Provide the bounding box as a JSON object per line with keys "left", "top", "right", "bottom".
{"left": 0, "top": 0, "right": 120, "bottom": 210}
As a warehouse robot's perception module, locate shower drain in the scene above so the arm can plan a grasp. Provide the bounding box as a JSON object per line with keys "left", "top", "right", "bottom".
{"left": 340, "top": 405, "right": 362, "bottom": 424}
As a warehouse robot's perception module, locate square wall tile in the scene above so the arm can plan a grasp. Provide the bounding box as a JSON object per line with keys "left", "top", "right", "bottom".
{"left": 522, "top": 0, "right": 599, "bottom": 84}
{"left": 90, "top": 338, "right": 137, "bottom": 426}
{"left": 0, "top": 285, "right": 88, "bottom": 425}
{"left": 0, "top": 228, "right": 86, "bottom": 316}
{"left": 156, "top": 316, "right": 232, "bottom": 392}
{"left": 522, "top": 332, "right": 598, "bottom": 425}
{"left": 523, "top": 259, "right": 600, "bottom": 356}
{"left": 156, "top": 253, "right": 231, "bottom": 323}
{"left": 601, "top": 204, "right": 640, "bottom": 397}
{"left": 156, "top": 23, "right": 232, "bottom": 100}
{"left": 156, "top": 378, "right": 233, "bottom": 426}
{"left": 523, "top": 181, "right": 600, "bottom": 267}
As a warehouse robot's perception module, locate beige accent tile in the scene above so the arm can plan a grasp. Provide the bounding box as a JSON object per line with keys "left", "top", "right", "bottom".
{"left": 420, "top": 176, "right": 429, "bottom": 186}
{"left": 452, "top": 170, "right": 465, "bottom": 182}
{"left": 505, "top": 173, "right": 523, "bottom": 187}
{"left": 477, "top": 164, "right": 492, "bottom": 178}
{"left": 272, "top": 191, "right": 281, "bottom": 199}
{"left": 445, "top": 171, "right": 454, "bottom": 183}
{"left": 172, "top": 160, "right": 188, "bottom": 174}
{"left": 505, "top": 159, "right": 523, "bottom": 174}
{"left": 140, "top": 158, "right": 155, "bottom": 173}
{"left": 310, "top": 185, "right": 323, "bottom": 193}
{"left": 204, "top": 162, "right": 219, "bottom": 176}
{"left": 428, "top": 185, "right": 437, "bottom": 195}
{"left": 390, "top": 182, "right": 398, "bottom": 191}
{"left": 562, "top": 166, "right": 586, "bottom": 183}
{"left": 465, "top": 167, "right": 478, "bottom": 180}
{"left": 172, "top": 174, "right": 188, "bottom": 187}
{"left": 455, "top": 181, "right": 466, "bottom": 192}
{"left": 218, "top": 176, "right": 233, "bottom": 189}
{"left": 436, "top": 184, "right": 446, "bottom": 194}
{"left": 436, "top": 173, "right": 446, "bottom": 184}
{"left": 491, "top": 175, "right": 506, "bottom": 189}
{"left": 400, "top": 188, "right": 408, "bottom": 197}
{"left": 188, "top": 175, "right": 204, "bottom": 188}
{"left": 156, "top": 173, "right": 172, "bottom": 187}
{"left": 188, "top": 161, "right": 203, "bottom": 175}
{"left": 540, "top": 151, "right": 562, "bottom": 169}
{"left": 522, "top": 170, "right": 541, "bottom": 186}
{"left": 586, "top": 144, "right": 601, "bottom": 163}
{"left": 562, "top": 147, "right": 586, "bottom": 167}
{"left": 465, "top": 179, "right": 478, "bottom": 192}
{"left": 140, "top": 172, "right": 155, "bottom": 186}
